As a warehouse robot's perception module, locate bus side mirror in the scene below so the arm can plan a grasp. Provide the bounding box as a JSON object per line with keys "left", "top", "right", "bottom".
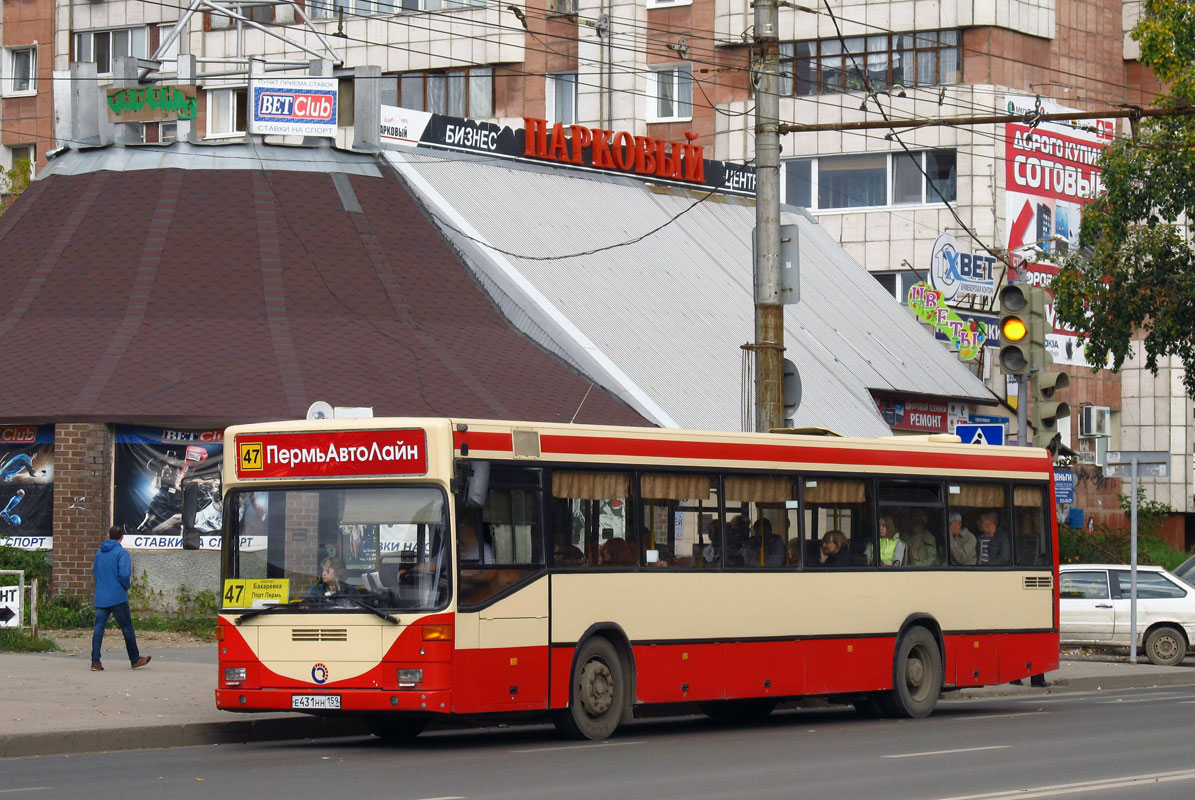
{"left": 181, "top": 482, "right": 201, "bottom": 550}
{"left": 465, "top": 461, "right": 490, "bottom": 508}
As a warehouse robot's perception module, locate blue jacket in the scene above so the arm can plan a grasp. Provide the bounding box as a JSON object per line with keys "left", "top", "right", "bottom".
{"left": 93, "top": 539, "right": 132, "bottom": 607}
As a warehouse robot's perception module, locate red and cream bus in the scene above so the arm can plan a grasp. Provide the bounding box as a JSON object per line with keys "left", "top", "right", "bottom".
{"left": 214, "top": 417, "right": 1058, "bottom": 740}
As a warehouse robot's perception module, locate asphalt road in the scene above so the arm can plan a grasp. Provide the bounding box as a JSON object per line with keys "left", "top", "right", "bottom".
{"left": 6, "top": 685, "right": 1195, "bottom": 799}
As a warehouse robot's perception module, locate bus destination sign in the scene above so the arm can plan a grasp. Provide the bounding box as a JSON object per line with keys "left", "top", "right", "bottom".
{"left": 234, "top": 429, "right": 427, "bottom": 479}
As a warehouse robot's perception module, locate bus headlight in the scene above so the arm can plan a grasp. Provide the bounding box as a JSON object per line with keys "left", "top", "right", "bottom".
{"left": 225, "top": 667, "right": 247, "bottom": 684}
{"left": 396, "top": 668, "right": 423, "bottom": 687}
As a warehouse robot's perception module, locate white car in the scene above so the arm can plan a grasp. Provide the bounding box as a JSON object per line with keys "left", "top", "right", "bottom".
{"left": 1059, "top": 563, "right": 1195, "bottom": 666}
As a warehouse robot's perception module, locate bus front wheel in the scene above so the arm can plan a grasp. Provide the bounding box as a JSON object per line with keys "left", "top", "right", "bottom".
{"left": 554, "top": 637, "right": 625, "bottom": 740}
{"left": 880, "top": 627, "right": 942, "bottom": 718}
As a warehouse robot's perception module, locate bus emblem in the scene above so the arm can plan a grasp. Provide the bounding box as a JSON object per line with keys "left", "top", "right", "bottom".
{"left": 311, "top": 663, "right": 329, "bottom": 684}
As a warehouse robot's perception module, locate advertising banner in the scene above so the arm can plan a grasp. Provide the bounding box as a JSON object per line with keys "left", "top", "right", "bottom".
{"left": 875, "top": 395, "right": 949, "bottom": 433}
{"left": 1005, "top": 95, "right": 1112, "bottom": 257}
{"left": 250, "top": 78, "right": 338, "bottom": 138}
{"left": 113, "top": 426, "right": 223, "bottom": 550}
{"left": 928, "top": 232, "right": 998, "bottom": 303}
{"left": 0, "top": 425, "right": 54, "bottom": 551}
{"left": 1004, "top": 96, "right": 1113, "bottom": 366}
{"left": 379, "top": 105, "right": 757, "bottom": 198}
{"left": 907, "top": 282, "right": 987, "bottom": 360}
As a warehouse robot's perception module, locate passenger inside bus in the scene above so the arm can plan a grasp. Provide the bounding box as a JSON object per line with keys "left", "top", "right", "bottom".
{"left": 741, "top": 518, "right": 785, "bottom": 567}
{"left": 457, "top": 510, "right": 494, "bottom": 564}
{"left": 308, "top": 557, "right": 354, "bottom": 598}
{"left": 599, "top": 537, "right": 637, "bottom": 566}
{"left": 902, "top": 509, "right": 941, "bottom": 566}
{"left": 975, "top": 511, "right": 1011, "bottom": 565}
{"left": 723, "top": 515, "right": 750, "bottom": 566}
{"left": 868, "top": 515, "right": 907, "bottom": 566}
{"left": 948, "top": 512, "right": 977, "bottom": 565}
{"left": 814, "top": 530, "right": 852, "bottom": 568}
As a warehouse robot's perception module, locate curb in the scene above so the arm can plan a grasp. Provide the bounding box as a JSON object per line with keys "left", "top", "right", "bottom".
{"left": 0, "top": 715, "right": 367, "bottom": 760}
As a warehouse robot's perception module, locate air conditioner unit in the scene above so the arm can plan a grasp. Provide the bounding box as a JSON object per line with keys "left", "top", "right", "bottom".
{"left": 1078, "top": 436, "right": 1108, "bottom": 466}
{"left": 1079, "top": 405, "right": 1111, "bottom": 438}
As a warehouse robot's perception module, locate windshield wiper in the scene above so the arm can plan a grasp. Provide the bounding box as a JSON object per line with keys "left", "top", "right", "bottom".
{"left": 234, "top": 601, "right": 306, "bottom": 625}
{"left": 338, "top": 594, "right": 400, "bottom": 624}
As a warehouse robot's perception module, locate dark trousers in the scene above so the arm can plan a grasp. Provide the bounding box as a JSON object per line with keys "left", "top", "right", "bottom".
{"left": 91, "top": 601, "right": 140, "bottom": 665}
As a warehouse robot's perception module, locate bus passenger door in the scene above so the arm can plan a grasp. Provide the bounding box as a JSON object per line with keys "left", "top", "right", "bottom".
{"left": 474, "top": 577, "right": 549, "bottom": 712}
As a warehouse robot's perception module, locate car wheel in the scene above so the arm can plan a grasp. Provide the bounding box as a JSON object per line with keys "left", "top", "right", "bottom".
{"left": 1144, "top": 625, "right": 1187, "bottom": 667}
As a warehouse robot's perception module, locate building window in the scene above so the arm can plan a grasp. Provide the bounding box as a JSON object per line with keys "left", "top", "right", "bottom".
{"left": 210, "top": 4, "right": 275, "bottom": 28}
{"left": 75, "top": 28, "right": 149, "bottom": 75}
{"left": 400, "top": 67, "right": 493, "bottom": 118}
{"left": 3, "top": 47, "right": 36, "bottom": 96}
{"left": 784, "top": 149, "right": 956, "bottom": 210}
{"left": 547, "top": 72, "right": 577, "bottom": 125}
{"left": 647, "top": 63, "right": 692, "bottom": 122}
{"left": 781, "top": 30, "right": 960, "bottom": 96}
{"left": 6, "top": 144, "right": 35, "bottom": 173}
{"left": 872, "top": 271, "right": 922, "bottom": 305}
{"left": 207, "top": 87, "right": 248, "bottom": 137}
{"left": 141, "top": 122, "right": 178, "bottom": 144}
{"left": 647, "top": 0, "right": 692, "bottom": 7}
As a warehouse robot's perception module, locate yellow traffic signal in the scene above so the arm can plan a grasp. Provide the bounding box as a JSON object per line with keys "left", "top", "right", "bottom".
{"left": 998, "top": 285, "right": 1031, "bottom": 375}
{"left": 1001, "top": 316, "right": 1028, "bottom": 343}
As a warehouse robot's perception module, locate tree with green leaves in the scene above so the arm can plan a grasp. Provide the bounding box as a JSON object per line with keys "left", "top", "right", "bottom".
{"left": 1052, "top": 0, "right": 1195, "bottom": 399}
{"left": 0, "top": 157, "right": 31, "bottom": 217}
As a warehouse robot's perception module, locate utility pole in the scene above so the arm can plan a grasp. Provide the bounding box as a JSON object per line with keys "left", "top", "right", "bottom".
{"left": 753, "top": 0, "right": 784, "bottom": 432}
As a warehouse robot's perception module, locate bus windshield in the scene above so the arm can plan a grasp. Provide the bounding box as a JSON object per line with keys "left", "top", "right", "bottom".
{"left": 227, "top": 485, "right": 450, "bottom": 611}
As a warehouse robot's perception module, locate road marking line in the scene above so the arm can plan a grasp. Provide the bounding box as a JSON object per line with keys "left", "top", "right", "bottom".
{"left": 1098, "top": 696, "right": 1188, "bottom": 704}
{"left": 936, "top": 768, "right": 1195, "bottom": 799}
{"left": 951, "top": 711, "right": 1047, "bottom": 721}
{"left": 0, "top": 790, "right": 52, "bottom": 795}
{"left": 414, "top": 796, "right": 466, "bottom": 800}
{"left": 884, "top": 745, "right": 1010, "bottom": 759}
{"left": 510, "top": 740, "right": 644, "bottom": 754}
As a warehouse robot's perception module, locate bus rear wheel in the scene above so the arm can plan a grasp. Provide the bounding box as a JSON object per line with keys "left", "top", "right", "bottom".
{"left": 363, "top": 713, "right": 430, "bottom": 741}
{"left": 553, "top": 637, "right": 625, "bottom": 740}
{"left": 880, "top": 627, "right": 942, "bottom": 719}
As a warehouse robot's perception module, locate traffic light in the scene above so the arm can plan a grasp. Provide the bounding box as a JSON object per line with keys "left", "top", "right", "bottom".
{"left": 997, "top": 285, "right": 1031, "bottom": 375}
{"left": 998, "top": 285, "right": 1050, "bottom": 375}
{"left": 1031, "top": 371, "right": 1070, "bottom": 451}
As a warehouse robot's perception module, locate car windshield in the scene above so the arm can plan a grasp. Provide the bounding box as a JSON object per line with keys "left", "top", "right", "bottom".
{"left": 1174, "top": 555, "right": 1195, "bottom": 588}
{"left": 227, "top": 486, "right": 450, "bottom": 612}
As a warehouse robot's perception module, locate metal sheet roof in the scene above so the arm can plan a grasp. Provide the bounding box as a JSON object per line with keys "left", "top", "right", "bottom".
{"left": 386, "top": 149, "right": 996, "bottom": 437}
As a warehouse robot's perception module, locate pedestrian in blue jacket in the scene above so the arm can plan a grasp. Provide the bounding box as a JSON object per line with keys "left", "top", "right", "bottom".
{"left": 91, "top": 525, "right": 151, "bottom": 671}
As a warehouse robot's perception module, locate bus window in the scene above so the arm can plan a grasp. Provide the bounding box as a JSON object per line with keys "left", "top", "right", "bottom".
{"left": 640, "top": 473, "right": 718, "bottom": 568}
{"left": 458, "top": 469, "right": 544, "bottom": 607}
{"left": 877, "top": 481, "right": 944, "bottom": 567}
{"left": 948, "top": 483, "right": 1010, "bottom": 566}
{"left": 551, "top": 471, "right": 633, "bottom": 568}
{"left": 802, "top": 478, "right": 870, "bottom": 566}
{"left": 724, "top": 475, "right": 797, "bottom": 568}
{"left": 1013, "top": 485, "right": 1050, "bottom": 566}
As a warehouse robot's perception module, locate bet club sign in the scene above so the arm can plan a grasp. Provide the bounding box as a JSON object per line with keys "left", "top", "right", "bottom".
{"left": 250, "top": 78, "right": 337, "bottom": 138}
{"left": 235, "top": 429, "right": 428, "bottom": 479}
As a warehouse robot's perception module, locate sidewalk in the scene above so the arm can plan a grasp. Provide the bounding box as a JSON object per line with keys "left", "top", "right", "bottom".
{"left": 2, "top": 642, "right": 1193, "bottom": 759}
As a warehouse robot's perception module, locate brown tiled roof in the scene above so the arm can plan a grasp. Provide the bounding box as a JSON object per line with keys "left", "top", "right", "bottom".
{"left": 0, "top": 152, "right": 648, "bottom": 427}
